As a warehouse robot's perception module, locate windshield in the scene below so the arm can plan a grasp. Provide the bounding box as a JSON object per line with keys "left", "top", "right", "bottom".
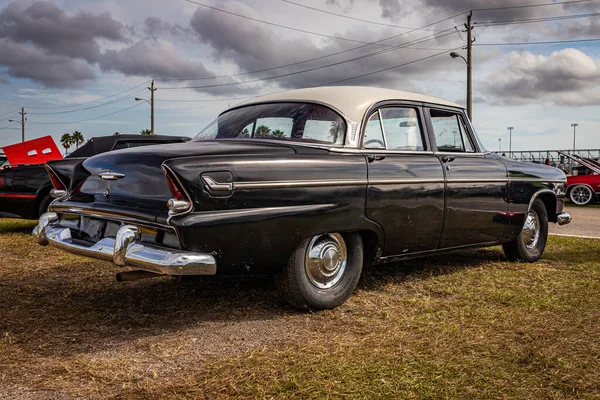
{"left": 194, "top": 102, "right": 346, "bottom": 146}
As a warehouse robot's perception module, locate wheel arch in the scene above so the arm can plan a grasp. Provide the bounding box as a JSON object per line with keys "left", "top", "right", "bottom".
{"left": 529, "top": 189, "right": 557, "bottom": 223}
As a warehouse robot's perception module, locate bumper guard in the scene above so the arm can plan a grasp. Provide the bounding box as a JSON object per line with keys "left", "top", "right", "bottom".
{"left": 34, "top": 212, "right": 216, "bottom": 276}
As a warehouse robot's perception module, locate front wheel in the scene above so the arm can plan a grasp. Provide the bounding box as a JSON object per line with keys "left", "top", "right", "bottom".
{"left": 569, "top": 185, "right": 595, "bottom": 206}
{"left": 276, "top": 232, "right": 363, "bottom": 310}
{"left": 502, "top": 198, "right": 548, "bottom": 262}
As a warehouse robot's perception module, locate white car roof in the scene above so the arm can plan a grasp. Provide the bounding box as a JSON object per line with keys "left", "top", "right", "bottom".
{"left": 239, "top": 86, "right": 463, "bottom": 122}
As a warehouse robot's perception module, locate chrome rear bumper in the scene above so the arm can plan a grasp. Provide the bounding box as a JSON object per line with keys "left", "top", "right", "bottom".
{"left": 557, "top": 212, "right": 572, "bottom": 226}
{"left": 34, "top": 212, "right": 216, "bottom": 276}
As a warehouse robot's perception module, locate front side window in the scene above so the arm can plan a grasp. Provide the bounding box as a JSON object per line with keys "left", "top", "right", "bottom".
{"left": 380, "top": 107, "right": 425, "bottom": 151}
{"left": 362, "top": 112, "right": 385, "bottom": 149}
{"left": 430, "top": 110, "right": 475, "bottom": 153}
{"left": 194, "top": 103, "right": 345, "bottom": 145}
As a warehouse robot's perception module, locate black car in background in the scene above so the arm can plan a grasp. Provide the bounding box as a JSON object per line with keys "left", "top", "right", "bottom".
{"left": 0, "top": 134, "right": 189, "bottom": 219}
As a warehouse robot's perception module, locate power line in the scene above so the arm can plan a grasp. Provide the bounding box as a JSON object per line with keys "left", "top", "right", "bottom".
{"left": 318, "top": 47, "right": 461, "bottom": 86}
{"left": 158, "top": 9, "right": 467, "bottom": 83}
{"left": 182, "top": 0, "right": 413, "bottom": 47}
{"left": 0, "top": 122, "right": 19, "bottom": 130}
{"left": 161, "top": 30, "right": 459, "bottom": 90}
{"left": 25, "top": 81, "right": 151, "bottom": 110}
{"left": 477, "top": 12, "right": 600, "bottom": 26}
{"left": 473, "top": 0, "right": 591, "bottom": 12}
{"left": 29, "top": 103, "right": 145, "bottom": 125}
{"left": 28, "top": 89, "right": 147, "bottom": 115}
{"left": 475, "top": 37, "right": 600, "bottom": 46}
{"left": 0, "top": 108, "right": 22, "bottom": 120}
{"left": 279, "top": 0, "right": 442, "bottom": 31}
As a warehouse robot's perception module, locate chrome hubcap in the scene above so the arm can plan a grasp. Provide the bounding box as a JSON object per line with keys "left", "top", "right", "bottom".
{"left": 571, "top": 186, "right": 592, "bottom": 205}
{"left": 522, "top": 210, "right": 540, "bottom": 250}
{"left": 305, "top": 233, "right": 347, "bottom": 289}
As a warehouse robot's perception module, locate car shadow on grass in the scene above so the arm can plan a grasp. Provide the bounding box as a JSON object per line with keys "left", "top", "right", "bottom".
{"left": 0, "top": 248, "right": 511, "bottom": 359}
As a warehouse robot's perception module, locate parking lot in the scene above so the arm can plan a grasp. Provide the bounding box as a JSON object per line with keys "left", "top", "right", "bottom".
{"left": 0, "top": 213, "right": 599, "bottom": 399}
{"left": 550, "top": 205, "right": 600, "bottom": 238}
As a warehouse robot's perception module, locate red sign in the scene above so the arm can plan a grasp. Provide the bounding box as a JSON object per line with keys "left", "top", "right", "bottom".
{"left": 1, "top": 136, "right": 63, "bottom": 166}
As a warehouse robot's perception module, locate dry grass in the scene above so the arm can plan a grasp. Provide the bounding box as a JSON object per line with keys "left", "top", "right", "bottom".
{"left": 0, "top": 220, "right": 599, "bottom": 399}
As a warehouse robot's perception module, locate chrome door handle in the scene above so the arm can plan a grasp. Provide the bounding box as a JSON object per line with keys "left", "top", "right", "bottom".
{"left": 441, "top": 156, "right": 455, "bottom": 163}
{"left": 367, "top": 155, "right": 386, "bottom": 163}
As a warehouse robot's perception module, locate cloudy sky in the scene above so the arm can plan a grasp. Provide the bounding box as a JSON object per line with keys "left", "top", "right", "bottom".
{"left": 0, "top": 0, "right": 599, "bottom": 152}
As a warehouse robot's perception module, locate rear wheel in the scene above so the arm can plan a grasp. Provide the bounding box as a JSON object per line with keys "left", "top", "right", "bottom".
{"left": 569, "top": 185, "right": 594, "bottom": 206}
{"left": 502, "top": 198, "right": 548, "bottom": 262}
{"left": 276, "top": 232, "right": 363, "bottom": 310}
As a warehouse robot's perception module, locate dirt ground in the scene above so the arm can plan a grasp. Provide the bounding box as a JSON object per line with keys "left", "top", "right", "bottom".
{"left": 1, "top": 221, "right": 600, "bottom": 399}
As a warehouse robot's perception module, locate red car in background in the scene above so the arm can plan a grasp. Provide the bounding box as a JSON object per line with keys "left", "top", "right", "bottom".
{"left": 559, "top": 152, "right": 600, "bottom": 205}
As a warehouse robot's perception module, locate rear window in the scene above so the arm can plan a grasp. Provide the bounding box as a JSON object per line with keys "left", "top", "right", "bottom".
{"left": 194, "top": 102, "right": 346, "bottom": 145}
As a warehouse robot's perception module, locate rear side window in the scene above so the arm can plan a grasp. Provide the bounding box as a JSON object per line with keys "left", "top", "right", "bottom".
{"left": 380, "top": 107, "right": 425, "bottom": 151}
{"left": 430, "top": 110, "right": 475, "bottom": 153}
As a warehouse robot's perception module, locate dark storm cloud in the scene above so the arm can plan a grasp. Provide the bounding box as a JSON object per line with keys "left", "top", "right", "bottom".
{"left": 144, "top": 17, "right": 196, "bottom": 41}
{"left": 188, "top": 0, "right": 460, "bottom": 92}
{"left": 0, "top": 1, "right": 125, "bottom": 62}
{"left": 484, "top": 48, "right": 600, "bottom": 106}
{"left": 378, "top": 0, "right": 402, "bottom": 20}
{"left": 0, "top": 39, "right": 95, "bottom": 88}
{"left": 98, "top": 40, "right": 254, "bottom": 96}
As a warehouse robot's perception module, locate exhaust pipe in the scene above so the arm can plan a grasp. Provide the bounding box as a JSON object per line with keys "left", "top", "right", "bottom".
{"left": 116, "top": 270, "right": 164, "bottom": 282}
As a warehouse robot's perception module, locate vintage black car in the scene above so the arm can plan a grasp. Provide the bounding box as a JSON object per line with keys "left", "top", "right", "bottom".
{"left": 34, "top": 87, "right": 571, "bottom": 310}
{"left": 0, "top": 134, "right": 188, "bottom": 219}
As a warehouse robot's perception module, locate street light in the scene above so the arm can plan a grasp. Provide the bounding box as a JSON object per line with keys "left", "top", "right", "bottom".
{"left": 135, "top": 80, "right": 156, "bottom": 134}
{"left": 571, "top": 123, "right": 578, "bottom": 152}
{"left": 8, "top": 108, "right": 26, "bottom": 143}
{"left": 507, "top": 127, "right": 514, "bottom": 158}
{"left": 498, "top": 138, "right": 502, "bottom": 153}
{"left": 449, "top": 51, "right": 472, "bottom": 121}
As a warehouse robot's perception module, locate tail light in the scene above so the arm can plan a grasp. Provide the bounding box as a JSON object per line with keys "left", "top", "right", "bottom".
{"left": 0, "top": 176, "right": 5, "bottom": 188}
{"left": 163, "top": 167, "right": 191, "bottom": 216}
{"left": 47, "top": 166, "right": 67, "bottom": 199}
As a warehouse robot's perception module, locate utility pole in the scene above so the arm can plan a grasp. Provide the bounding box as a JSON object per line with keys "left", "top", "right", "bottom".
{"left": 466, "top": 11, "right": 473, "bottom": 121}
{"left": 135, "top": 80, "right": 157, "bottom": 134}
{"left": 8, "top": 107, "right": 26, "bottom": 142}
{"left": 507, "top": 127, "right": 514, "bottom": 158}
{"left": 149, "top": 80, "right": 156, "bottom": 135}
{"left": 498, "top": 138, "right": 502, "bottom": 153}
{"left": 571, "top": 123, "right": 578, "bottom": 153}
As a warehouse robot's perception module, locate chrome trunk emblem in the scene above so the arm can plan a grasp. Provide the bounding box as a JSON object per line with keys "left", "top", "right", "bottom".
{"left": 99, "top": 172, "right": 125, "bottom": 180}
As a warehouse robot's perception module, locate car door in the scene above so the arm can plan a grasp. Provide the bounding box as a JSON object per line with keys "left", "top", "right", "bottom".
{"left": 426, "top": 107, "right": 508, "bottom": 249}
{"left": 364, "top": 104, "right": 445, "bottom": 256}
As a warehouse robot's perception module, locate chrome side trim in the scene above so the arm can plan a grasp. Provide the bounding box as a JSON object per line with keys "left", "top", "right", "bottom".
{"left": 99, "top": 172, "right": 125, "bottom": 180}
{"left": 235, "top": 179, "right": 367, "bottom": 190}
{"left": 197, "top": 177, "right": 569, "bottom": 190}
{"left": 369, "top": 178, "right": 444, "bottom": 185}
{"left": 511, "top": 178, "right": 567, "bottom": 184}
{"left": 201, "top": 175, "right": 233, "bottom": 191}
{"left": 447, "top": 178, "right": 509, "bottom": 184}
{"left": 34, "top": 221, "right": 216, "bottom": 276}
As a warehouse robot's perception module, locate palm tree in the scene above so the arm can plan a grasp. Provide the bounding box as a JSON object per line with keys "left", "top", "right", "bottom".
{"left": 140, "top": 129, "right": 152, "bottom": 135}
{"left": 254, "top": 125, "right": 271, "bottom": 138}
{"left": 71, "top": 131, "right": 84, "bottom": 149}
{"left": 60, "top": 133, "right": 73, "bottom": 155}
